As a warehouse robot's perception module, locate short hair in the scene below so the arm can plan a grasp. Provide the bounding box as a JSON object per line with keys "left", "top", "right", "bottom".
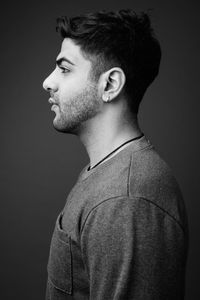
{"left": 56, "top": 9, "right": 161, "bottom": 114}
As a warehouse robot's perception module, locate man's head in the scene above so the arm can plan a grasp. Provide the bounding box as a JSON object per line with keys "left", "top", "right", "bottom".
{"left": 43, "top": 9, "right": 161, "bottom": 133}
{"left": 56, "top": 9, "right": 161, "bottom": 114}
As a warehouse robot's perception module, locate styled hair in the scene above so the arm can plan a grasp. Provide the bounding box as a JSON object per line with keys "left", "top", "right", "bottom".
{"left": 56, "top": 9, "right": 161, "bottom": 114}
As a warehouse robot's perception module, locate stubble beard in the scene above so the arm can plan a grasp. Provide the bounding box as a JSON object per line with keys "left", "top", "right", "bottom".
{"left": 52, "top": 82, "right": 101, "bottom": 134}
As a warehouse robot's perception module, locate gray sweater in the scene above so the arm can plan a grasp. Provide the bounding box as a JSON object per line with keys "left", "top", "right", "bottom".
{"left": 46, "top": 136, "right": 188, "bottom": 299}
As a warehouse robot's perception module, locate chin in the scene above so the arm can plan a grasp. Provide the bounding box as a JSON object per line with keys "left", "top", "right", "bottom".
{"left": 52, "top": 119, "right": 79, "bottom": 135}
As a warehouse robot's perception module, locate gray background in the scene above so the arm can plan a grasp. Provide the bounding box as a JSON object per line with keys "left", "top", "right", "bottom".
{"left": 1, "top": 0, "right": 199, "bottom": 299}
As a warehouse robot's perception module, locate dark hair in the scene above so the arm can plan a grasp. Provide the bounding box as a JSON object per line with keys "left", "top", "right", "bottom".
{"left": 56, "top": 9, "right": 161, "bottom": 114}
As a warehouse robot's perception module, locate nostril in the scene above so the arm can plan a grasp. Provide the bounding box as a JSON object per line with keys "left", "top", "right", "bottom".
{"left": 43, "top": 80, "right": 50, "bottom": 91}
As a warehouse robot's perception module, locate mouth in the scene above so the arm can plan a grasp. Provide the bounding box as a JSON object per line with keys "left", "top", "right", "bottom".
{"left": 48, "top": 97, "right": 57, "bottom": 105}
{"left": 48, "top": 97, "right": 59, "bottom": 113}
{"left": 51, "top": 104, "right": 59, "bottom": 111}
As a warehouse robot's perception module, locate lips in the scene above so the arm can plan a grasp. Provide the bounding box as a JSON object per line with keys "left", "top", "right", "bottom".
{"left": 51, "top": 104, "right": 58, "bottom": 111}
{"left": 48, "top": 97, "right": 59, "bottom": 112}
{"left": 48, "top": 97, "right": 57, "bottom": 104}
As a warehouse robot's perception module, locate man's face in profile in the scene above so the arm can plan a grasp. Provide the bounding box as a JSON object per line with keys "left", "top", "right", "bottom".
{"left": 43, "top": 38, "right": 101, "bottom": 133}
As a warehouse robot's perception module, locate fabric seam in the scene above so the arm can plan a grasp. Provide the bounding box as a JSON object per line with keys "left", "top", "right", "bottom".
{"left": 127, "top": 156, "right": 132, "bottom": 197}
{"left": 80, "top": 195, "right": 185, "bottom": 236}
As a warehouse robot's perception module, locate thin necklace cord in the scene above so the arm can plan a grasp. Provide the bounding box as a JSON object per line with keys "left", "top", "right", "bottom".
{"left": 87, "top": 133, "right": 144, "bottom": 171}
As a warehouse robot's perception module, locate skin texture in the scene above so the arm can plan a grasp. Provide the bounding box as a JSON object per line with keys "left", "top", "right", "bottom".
{"left": 43, "top": 38, "right": 102, "bottom": 134}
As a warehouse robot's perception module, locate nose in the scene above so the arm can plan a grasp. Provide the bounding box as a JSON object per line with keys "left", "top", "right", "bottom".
{"left": 43, "top": 70, "right": 57, "bottom": 92}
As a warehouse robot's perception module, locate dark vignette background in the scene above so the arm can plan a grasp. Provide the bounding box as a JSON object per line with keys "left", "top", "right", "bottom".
{"left": 1, "top": 0, "right": 199, "bottom": 299}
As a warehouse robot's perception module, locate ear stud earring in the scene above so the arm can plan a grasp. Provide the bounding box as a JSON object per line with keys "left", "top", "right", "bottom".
{"left": 103, "top": 94, "right": 110, "bottom": 102}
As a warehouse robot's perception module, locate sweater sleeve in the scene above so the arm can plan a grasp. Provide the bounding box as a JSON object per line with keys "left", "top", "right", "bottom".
{"left": 80, "top": 196, "right": 186, "bottom": 300}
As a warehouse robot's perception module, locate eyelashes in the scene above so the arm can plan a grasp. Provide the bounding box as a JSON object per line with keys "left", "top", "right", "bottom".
{"left": 59, "top": 66, "right": 70, "bottom": 73}
{"left": 56, "top": 64, "right": 70, "bottom": 74}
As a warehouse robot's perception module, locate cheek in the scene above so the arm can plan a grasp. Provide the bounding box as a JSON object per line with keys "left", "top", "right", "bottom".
{"left": 59, "top": 77, "right": 87, "bottom": 101}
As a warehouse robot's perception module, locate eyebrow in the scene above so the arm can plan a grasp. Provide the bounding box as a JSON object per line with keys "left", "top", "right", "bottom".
{"left": 56, "top": 57, "right": 75, "bottom": 66}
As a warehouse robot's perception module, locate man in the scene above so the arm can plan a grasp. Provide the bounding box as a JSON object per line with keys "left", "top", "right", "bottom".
{"left": 43, "top": 9, "right": 188, "bottom": 300}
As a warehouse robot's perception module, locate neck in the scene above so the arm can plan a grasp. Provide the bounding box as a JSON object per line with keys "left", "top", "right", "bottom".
{"left": 77, "top": 107, "right": 142, "bottom": 168}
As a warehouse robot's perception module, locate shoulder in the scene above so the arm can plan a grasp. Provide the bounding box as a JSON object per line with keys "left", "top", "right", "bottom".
{"left": 128, "top": 147, "right": 186, "bottom": 226}
{"left": 128, "top": 146, "right": 180, "bottom": 199}
{"left": 77, "top": 143, "right": 187, "bottom": 236}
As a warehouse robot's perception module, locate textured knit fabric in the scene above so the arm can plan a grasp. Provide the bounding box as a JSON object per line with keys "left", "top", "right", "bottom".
{"left": 46, "top": 136, "right": 189, "bottom": 300}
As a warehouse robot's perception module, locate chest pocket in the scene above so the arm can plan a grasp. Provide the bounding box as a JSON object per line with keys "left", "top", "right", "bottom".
{"left": 47, "top": 213, "right": 72, "bottom": 294}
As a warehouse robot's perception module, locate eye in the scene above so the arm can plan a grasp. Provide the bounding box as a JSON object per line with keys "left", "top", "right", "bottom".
{"left": 59, "top": 66, "right": 70, "bottom": 74}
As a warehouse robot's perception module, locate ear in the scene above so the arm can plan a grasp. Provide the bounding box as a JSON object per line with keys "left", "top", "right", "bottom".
{"left": 100, "top": 67, "right": 126, "bottom": 103}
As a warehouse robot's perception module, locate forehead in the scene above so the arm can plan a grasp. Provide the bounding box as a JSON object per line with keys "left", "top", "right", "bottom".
{"left": 57, "top": 38, "right": 91, "bottom": 68}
